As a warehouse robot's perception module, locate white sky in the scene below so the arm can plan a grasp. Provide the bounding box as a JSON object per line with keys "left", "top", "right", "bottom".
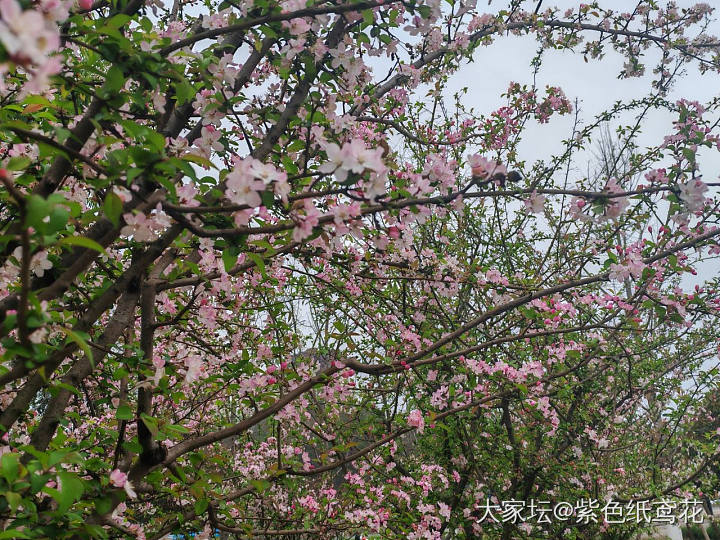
{"left": 444, "top": 0, "right": 720, "bottom": 180}
{"left": 432, "top": 0, "right": 720, "bottom": 294}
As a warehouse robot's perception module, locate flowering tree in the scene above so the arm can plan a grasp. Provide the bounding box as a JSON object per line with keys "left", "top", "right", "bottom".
{"left": 1, "top": 0, "right": 720, "bottom": 537}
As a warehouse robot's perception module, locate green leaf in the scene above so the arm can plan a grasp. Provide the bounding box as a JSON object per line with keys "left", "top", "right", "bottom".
{"left": 94, "top": 496, "right": 114, "bottom": 515}
{"left": 194, "top": 497, "right": 208, "bottom": 514}
{"left": 250, "top": 479, "right": 271, "bottom": 493}
{"left": 166, "top": 157, "right": 197, "bottom": 180}
{"left": 104, "top": 65, "right": 125, "bottom": 95}
{"left": 82, "top": 524, "right": 109, "bottom": 538}
{"left": 287, "top": 139, "right": 305, "bottom": 152}
{"left": 25, "top": 195, "right": 49, "bottom": 229}
{"left": 183, "top": 154, "right": 216, "bottom": 169}
{"left": 41, "top": 450, "right": 67, "bottom": 471}
{"left": 174, "top": 80, "right": 195, "bottom": 106}
{"left": 140, "top": 413, "right": 159, "bottom": 439}
{"left": 58, "top": 236, "right": 107, "bottom": 256}
{"left": 165, "top": 424, "right": 189, "bottom": 435}
{"left": 47, "top": 204, "right": 70, "bottom": 235}
{"left": 105, "top": 13, "right": 132, "bottom": 28}
{"left": 6, "top": 156, "right": 31, "bottom": 171}
{"left": 59, "top": 328, "right": 94, "bottom": 368}
{"left": 37, "top": 141, "right": 68, "bottom": 161}
{"left": 56, "top": 471, "right": 84, "bottom": 513}
{"left": 260, "top": 190, "right": 275, "bottom": 208}
{"left": 116, "top": 405, "right": 133, "bottom": 420}
{"left": 22, "top": 95, "right": 53, "bottom": 107}
{"left": 127, "top": 168, "right": 144, "bottom": 182}
{"left": 247, "top": 253, "right": 266, "bottom": 278}
{"left": 103, "top": 192, "right": 123, "bottom": 227}
{"left": 30, "top": 472, "right": 52, "bottom": 494}
{"left": 0, "top": 530, "right": 30, "bottom": 539}
{"left": 168, "top": 464, "right": 187, "bottom": 482}
{"left": 1, "top": 453, "right": 20, "bottom": 483}
{"left": 24, "top": 194, "right": 70, "bottom": 235}
{"left": 4, "top": 491, "right": 21, "bottom": 511}
{"left": 222, "top": 246, "right": 238, "bottom": 273}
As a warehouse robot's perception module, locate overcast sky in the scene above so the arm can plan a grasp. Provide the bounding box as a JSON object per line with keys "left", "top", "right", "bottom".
{"left": 443, "top": 0, "right": 720, "bottom": 180}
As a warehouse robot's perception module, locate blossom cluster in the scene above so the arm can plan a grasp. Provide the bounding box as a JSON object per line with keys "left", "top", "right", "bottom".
{"left": 0, "top": 0, "right": 63, "bottom": 94}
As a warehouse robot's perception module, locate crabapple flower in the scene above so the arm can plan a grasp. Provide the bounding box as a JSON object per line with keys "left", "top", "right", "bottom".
{"left": 30, "top": 250, "right": 52, "bottom": 277}
{"left": 423, "top": 153, "right": 456, "bottom": 187}
{"left": 208, "top": 53, "right": 239, "bottom": 88}
{"left": 592, "top": 178, "right": 629, "bottom": 221}
{"left": 109, "top": 469, "right": 126, "bottom": 488}
{"left": 40, "top": 0, "right": 70, "bottom": 22}
{"left": 319, "top": 139, "right": 385, "bottom": 182}
{"left": 176, "top": 183, "right": 199, "bottom": 206}
{"left": 407, "top": 409, "right": 425, "bottom": 433}
{"left": 13, "top": 247, "right": 52, "bottom": 277}
{"left": 468, "top": 154, "right": 506, "bottom": 179}
{"left": 193, "top": 89, "right": 225, "bottom": 125}
{"left": 292, "top": 200, "right": 320, "bottom": 241}
{"left": 110, "top": 469, "right": 136, "bottom": 498}
{"left": 194, "top": 125, "right": 223, "bottom": 159}
{"left": 678, "top": 178, "right": 708, "bottom": 213}
{"left": 225, "top": 158, "right": 287, "bottom": 208}
{"left": 249, "top": 159, "right": 287, "bottom": 186}
{"left": 120, "top": 206, "right": 170, "bottom": 242}
{"left": 226, "top": 174, "right": 264, "bottom": 208}
{"left": 113, "top": 186, "right": 132, "bottom": 203}
{"left": 0, "top": 0, "right": 60, "bottom": 65}
{"left": 609, "top": 249, "right": 646, "bottom": 282}
{"left": 331, "top": 202, "right": 361, "bottom": 226}
{"left": 19, "top": 55, "right": 61, "bottom": 97}
{"left": 524, "top": 190, "right": 545, "bottom": 213}
{"left": 363, "top": 167, "right": 389, "bottom": 200}
{"left": 184, "top": 355, "right": 204, "bottom": 384}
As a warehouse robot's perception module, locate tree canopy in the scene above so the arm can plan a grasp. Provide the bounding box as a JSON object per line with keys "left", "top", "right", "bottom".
{"left": 1, "top": 0, "right": 720, "bottom": 538}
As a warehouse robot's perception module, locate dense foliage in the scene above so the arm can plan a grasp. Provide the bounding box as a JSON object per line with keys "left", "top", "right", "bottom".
{"left": 1, "top": 0, "right": 720, "bottom": 538}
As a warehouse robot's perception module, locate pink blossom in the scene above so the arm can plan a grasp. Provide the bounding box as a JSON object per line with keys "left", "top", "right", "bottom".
{"left": 407, "top": 409, "right": 424, "bottom": 433}
{"left": 609, "top": 249, "right": 646, "bottom": 282}
{"left": 485, "top": 268, "right": 508, "bottom": 285}
{"left": 225, "top": 158, "right": 286, "bottom": 208}
{"left": 423, "top": 153, "right": 457, "bottom": 187}
{"left": 0, "top": 0, "right": 60, "bottom": 65}
{"left": 225, "top": 161, "right": 265, "bottom": 208}
{"left": 176, "top": 183, "right": 198, "bottom": 206}
{"left": 430, "top": 386, "right": 449, "bottom": 409}
{"left": 121, "top": 212, "right": 159, "bottom": 242}
{"left": 292, "top": 200, "right": 320, "bottom": 242}
{"left": 13, "top": 247, "right": 52, "bottom": 277}
{"left": 524, "top": 190, "right": 545, "bottom": 213}
{"left": 184, "top": 355, "right": 204, "bottom": 384}
{"left": 113, "top": 185, "right": 132, "bottom": 203}
{"left": 194, "top": 125, "right": 223, "bottom": 159}
{"left": 467, "top": 154, "right": 506, "bottom": 179}
{"left": 600, "top": 178, "right": 629, "bottom": 221}
{"left": 110, "top": 469, "right": 137, "bottom": 498}
{"left": 207, "top": 53, "right": 239, "bottom": 88}
{"left": 678, "top": 178, "right": 708, "bottom": 212}
{"left": 319, "top": 139, "right": 385, "bottom": 182}
{"left": 331, "top": 202, "right": 361, "bottom": 226}
{"left": 109, "top": 469, "right": 127, "bottom": 488}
